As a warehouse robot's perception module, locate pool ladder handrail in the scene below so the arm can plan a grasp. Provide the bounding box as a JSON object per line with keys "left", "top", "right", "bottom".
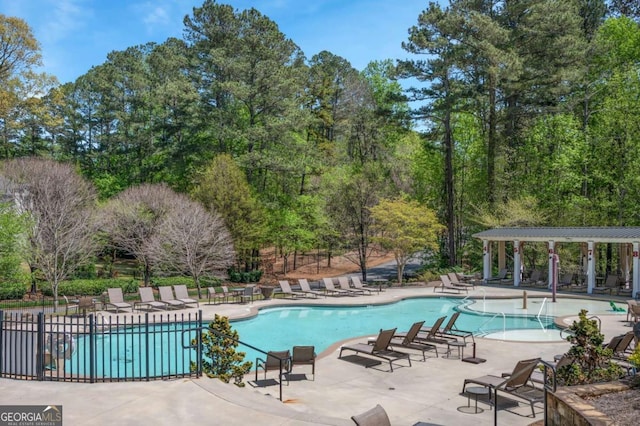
{"left": 558, "top": 315, "right": 601, "bottom": 340}
{"left": 536, "top": 297, "right": 548, "bottom": 321}
{"left": 476, "top": 311, "right": 506, "bottom": 339}
{"left": 460, "top": 287, "right": 485, "bottom": 311}
{"left": 535, "top": 297, "right": 551, "bottom": 333}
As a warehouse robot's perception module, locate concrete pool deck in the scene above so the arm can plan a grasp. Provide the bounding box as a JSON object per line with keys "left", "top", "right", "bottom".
{"left": 0, "top": 284, "right": 634, "bottom": 425}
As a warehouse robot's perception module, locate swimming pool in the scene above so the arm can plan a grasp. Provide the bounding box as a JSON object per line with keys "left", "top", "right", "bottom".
{"left": 230, "top": 297, "right": 624, "bottom": 361}
{"left": 65, "top": 296, "right": 624, "bottom": 378}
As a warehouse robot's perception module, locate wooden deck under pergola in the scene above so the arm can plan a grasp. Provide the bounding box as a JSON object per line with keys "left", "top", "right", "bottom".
{"left": 473, "top": 227, "right": 640, "bottom": 297}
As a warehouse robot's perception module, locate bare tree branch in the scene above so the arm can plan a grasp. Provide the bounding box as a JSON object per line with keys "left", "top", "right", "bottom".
{"left": 1, "top": 157, "right": 98, "bottom": 310}
{"left": 148, "top": 193, "right": 235, "bottom": 298}
{"left": 99, "top": 183, "right": 176, "bottom": 286}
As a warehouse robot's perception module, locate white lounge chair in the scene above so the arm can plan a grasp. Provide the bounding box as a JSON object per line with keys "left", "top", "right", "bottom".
{"left": 298, "top": 279, "right": 323, "bottom": 298}
{"left": 278, "top": 280, "right": 307, "bottom": 298}
{"left": 158, "top": 286, "right": 185, "bottom": 309}
{"left": 322, "top": 278, "right": 350, "bottom": 296}
{"left": 173, "top": 285, "right": 199, "bottom": 307}
{"left": 135, "top": 287, "right": 167, "bottom": 312}
{"left": 105, "top": 288, "right": 132, "bottom": 313}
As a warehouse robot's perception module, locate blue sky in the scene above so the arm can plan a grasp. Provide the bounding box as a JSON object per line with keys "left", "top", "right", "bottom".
{"left": 0, "top": 0, "right": 429, "bottom": 84}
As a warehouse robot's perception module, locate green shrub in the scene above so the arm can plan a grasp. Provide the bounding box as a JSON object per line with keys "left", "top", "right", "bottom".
{"left": 0, "top": 282, "right": 28, "bottom": 300}
{"left": 228, "top": 269, "right": 262, "bottom": 283}
{"left": 72, "top": 262, "right": 98, "bottom": 279}
{"left": 628, "top": 345, "right": 640, "bottom": 388}
{"left": 40, "top": 278, "right": 139, "bottom": 297}
{"left": 152, "top": 276, "right": 222, "bottom": 290}
{"left": 628, "top": 344, "right": 640, "bottom": 369}
{"left": 192, "top": 314, "right": 252, "bottom": 386}
{"left": 153, "top": 276, "right": 194, "bottom": 288}
{"left": 200, "top": 277, "right": 223, "bottom": 288}
{"left": 556, "top": 309, "right": 625, "bottom": 386}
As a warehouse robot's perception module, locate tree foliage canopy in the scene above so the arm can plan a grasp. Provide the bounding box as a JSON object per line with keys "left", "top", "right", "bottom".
{"left": 1, "top": 1, "right": 640, "bottom": 278}
{"left": 371, "top": 197, "right": 444, "bottom": 284}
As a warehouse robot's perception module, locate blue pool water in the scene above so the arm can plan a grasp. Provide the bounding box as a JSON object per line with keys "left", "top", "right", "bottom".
{"left": 65, "top": 297, "right": 622, "bottom": 378}
{"left": 230, "top": 298, "right": 554, "bottom": 362}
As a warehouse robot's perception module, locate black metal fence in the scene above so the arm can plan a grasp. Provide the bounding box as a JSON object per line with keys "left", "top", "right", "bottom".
{"left": 0, "top": 295, "right": 57, "bottom": 316}
{"left": 0, "top": 310, "right": 203, "bottom": 382}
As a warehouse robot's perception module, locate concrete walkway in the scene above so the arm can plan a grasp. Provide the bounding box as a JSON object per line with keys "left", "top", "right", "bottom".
{"left": 0, "top": 285, "right": 633, "bottom": 425}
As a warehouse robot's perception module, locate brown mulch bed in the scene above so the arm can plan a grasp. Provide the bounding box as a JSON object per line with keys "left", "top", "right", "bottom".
{"left": 586, "top": 387, "right": 640, "bottom": 426}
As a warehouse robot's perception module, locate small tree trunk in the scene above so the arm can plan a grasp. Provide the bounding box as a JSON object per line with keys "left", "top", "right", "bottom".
{"left": 195, "top": 276, "right": 202, "bottom": 299}
{"left": 396, "top": 256, "right": 405, "bottom": 286}
{"left": 29, "top": 264, "right": 37, "bottom": 294}
{"left": 52, "top": 282, "right": 59, "bottom": 313}
{"left": 143, "top": 263, "right": 151, "bottom": 286}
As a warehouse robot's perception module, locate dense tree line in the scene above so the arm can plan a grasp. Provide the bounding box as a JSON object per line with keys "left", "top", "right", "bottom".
{"left": 400, "top": 0, "right": 640, "bottom": 266}
{"left": 0, "top": 0, "right": 639, "bottom": 283}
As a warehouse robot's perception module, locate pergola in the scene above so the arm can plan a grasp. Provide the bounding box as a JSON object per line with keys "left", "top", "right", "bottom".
{"left": 473, "top": 227, "right": 640, "bottom": 297}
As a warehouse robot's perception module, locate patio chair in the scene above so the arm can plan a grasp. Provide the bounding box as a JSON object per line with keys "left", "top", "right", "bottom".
{"left": 239, "top": 285, "right": 255, "bottom": 304}
{"left": 278, "top": 280, "right": 306, "bottom": 299}
{"left": 350, "top": 404, "right": 391, "bottom": 426}
{"left": 322, "top": 277, "right": 350, "bottom": 296}
{"left": 298, "top": 279, "right": 323, "bottom": 298}
{"left": 158, "top": 286, "right": 186, "bottom": 309}
{"left": 485, "top": 268, "right": 511, "bottom": 284}
{"left": 434, "top": 275, "right": 468, "bottom": 294}
{"left": 463, "top": 357, "right": 543, "bottom": 418}
{"left": 134, "top": 287, "right": 167, "bottom": 312}
{"left": 105, "top": 288, "right": 132, "bottom": 313}
{"left": 291, "top": 345, "right": 316, "bottom": 380}
{"left": 173, "top": 285, "right": 199, "bottom": 307}
{"left": 617, "top": 284, "right": 634, "bottom": 297}
{"left": 338, "top": 276, "right": 365, "bottom": 296}
{"left": 437, "top": 312, "right": 474, "bottom": 343}
{"left": 339, "top": 328, "right": 412, "bottom": 372}
{"left": 594, "top": 275, "right": 619, "bottom": 294}
{"left": 611, "top": 331, "right": 635, "bottom": 359}
{"left": 532, "top": 354, "right": 575, "bottom": 387}
{"left": 255, "top": 350, "right": 291, "bottom": 384}
{"left": 558, "top": 273, "right": 574, "bottom": 288}
{"left": 207, "top": 286, "right": 230, "bottom": 304}
{"left": 390, "top": 321, "right": 439, "bottom": 361}
{"left": 521, "top": 270, "right": 542, "bottom": 286}
{"left": 447, "top": 272, "right": 474, "bottom": 289}
{"left": 63, "top": 295, "right": 79, "bottom": 316}
{"left": 628, "top": 301, "right": 640, "bottom": 325}
{"left": 416, "top": 316, "right": 451, "bottom": 344}
{"left": 351, "top": 276, "right": 375, "bottom": 294}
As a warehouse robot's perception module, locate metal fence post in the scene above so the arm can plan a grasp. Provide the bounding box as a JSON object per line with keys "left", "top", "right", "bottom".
{"left": 196, "top": 310, "right": 203, "bottom": 378}
{"left": 145, "top": 312, "right": 150, "bottom": 381}
{"left": 89, "top": 314, "right": 95, "bottom": 383}
{"left": 0, "top": 310, "right": 3, "bottom": 377}
{"left": 37, "top": 312, "right": 44, "bottom": 381}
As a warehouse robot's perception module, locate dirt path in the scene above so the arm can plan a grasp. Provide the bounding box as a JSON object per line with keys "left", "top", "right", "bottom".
{"left": 265, "top": 251, "right": 397, "bottom": 283}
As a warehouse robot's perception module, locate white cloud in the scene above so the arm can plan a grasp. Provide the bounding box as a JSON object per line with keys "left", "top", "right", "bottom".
{"left": 40, "top": 0, "right": 89, "bottom": 43}
{"left": 134, "top": 0, "right": 191, "bottom": 38}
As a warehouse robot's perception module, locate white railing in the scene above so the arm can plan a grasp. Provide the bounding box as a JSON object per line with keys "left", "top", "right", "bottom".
{"left": 476, "top": 311, "right": 506, "bottom": 338}
{"left": 536, "top": 297, "right": 548, "bottom": 321}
